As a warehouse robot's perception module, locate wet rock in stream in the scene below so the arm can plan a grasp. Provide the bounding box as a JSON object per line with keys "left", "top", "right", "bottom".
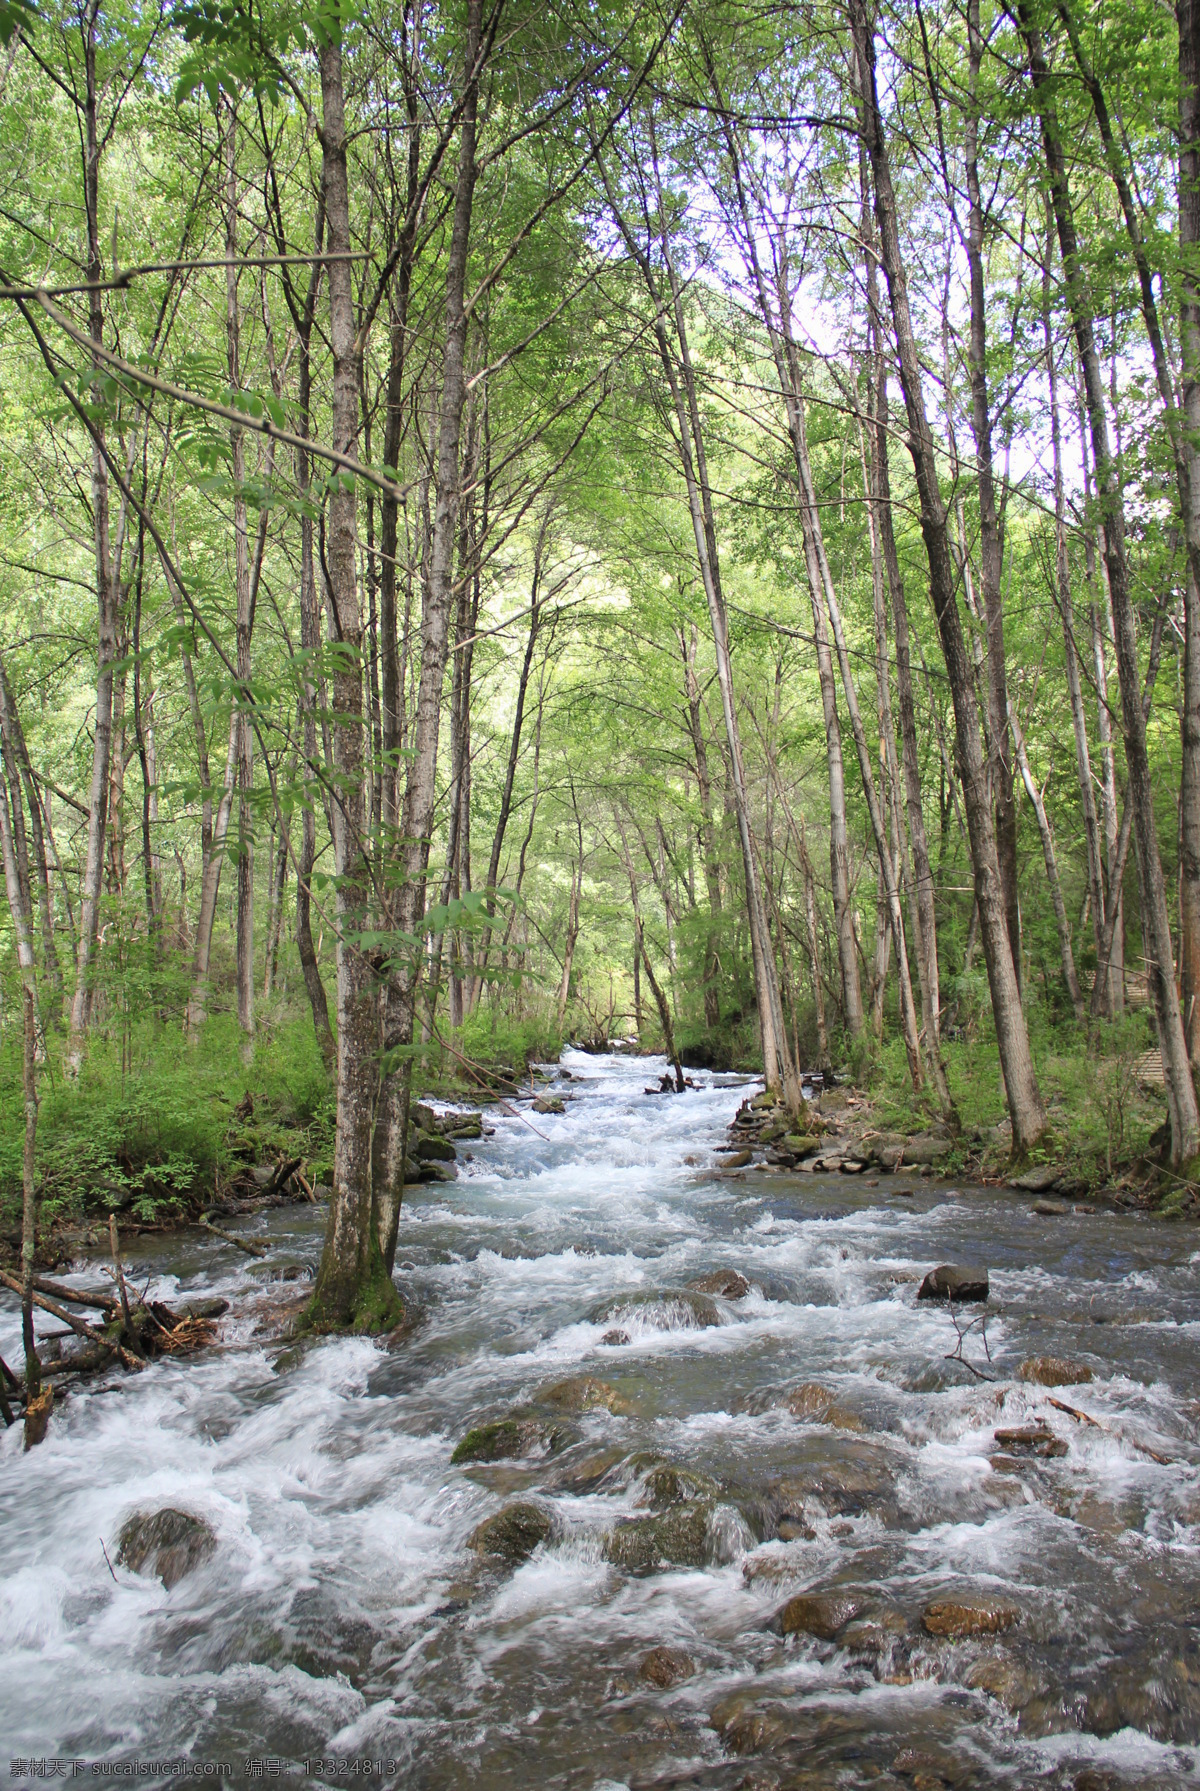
{"left": 116, "top": 1508, "right": 216, "bottom": 1588}
{"left": 451, "top": 1411, "right": 576, "bottom": 1463}
{"left": 922, "top": 1597, "right": 1022, "bottom": 1638}
{"left": 992, "top": 1422, "right": 1068, "bottom": 1458}
{"left": 917, "top": 1263, "right": 990, "bottom": 1303}
{"left": 1019, "top": 1354, "right": 1094, "bottom": 1386}
{"left": 604, "top": 1499, "right": 751, "bottom": 1571}
{"left": 467, "top": 1501, "right": 555, "bottom": 1563}
{"left": 776, "top": 1589, "right": 871, "bottom": 1640}
{"left": 686, "top": 1267, "right": 751, "bottom": 1299}
{"left": 590, "top": 1287, "right": 723, "bottom": 1330}
{"left": 535, "top": 1373, "right": 633, "bottom": 1413}
{"left": 639, "top": 1644, "right": 696, "bottom": 1687}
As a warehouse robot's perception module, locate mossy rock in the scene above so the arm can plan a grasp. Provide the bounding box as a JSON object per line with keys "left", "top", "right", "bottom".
{"left": 414, "top": 1131, "right": 456, "bottom": 1161}
{"left": 604, "top": 1500, "right": 716, "bottom": 1572}
{"left": 451, "top": 1412, "right": 574, "bottom": 1464}
{"left": 467, "top": 1501, "right": 554, "bottom": 1563}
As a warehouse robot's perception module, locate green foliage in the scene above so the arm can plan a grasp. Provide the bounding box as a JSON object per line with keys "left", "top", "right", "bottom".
{"left": 0, "top": 1009, "right": 333, "bottom": 1230}
{"left": 451, "top": 1004, "right": 564, "bottom": 1075}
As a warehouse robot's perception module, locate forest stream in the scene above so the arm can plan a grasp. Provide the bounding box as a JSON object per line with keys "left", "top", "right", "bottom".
{"left": 2, "top": 1050, "right": 1199, "bottom": 1790}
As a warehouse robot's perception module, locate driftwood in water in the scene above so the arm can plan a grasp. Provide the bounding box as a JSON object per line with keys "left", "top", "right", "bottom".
{"left": 0, "top": 1266, "right": 221, "bottom": 1414}
{"left": 27, "top": 1274, "right": 121, "bottom": 1315}
{"left": 0, "top": 1270, "right": 143, "bottom": 1370}
{"left": 199, "top": 1215, "right": 269, "bottom": 1258}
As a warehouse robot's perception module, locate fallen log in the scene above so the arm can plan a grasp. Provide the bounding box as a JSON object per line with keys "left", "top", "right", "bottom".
{"left": 28, "top": 1274, "right": 121, "bottom": 1315}
{"left": 198, "top": 1216, "right": 269, "bottom": 1258}
{"left": 0, "top": 1270, "right": 141, "bottom": 1371}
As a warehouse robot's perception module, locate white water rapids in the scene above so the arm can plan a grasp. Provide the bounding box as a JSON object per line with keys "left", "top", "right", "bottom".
{"left": 1, "top": 1049, "right": 1199, "bottom": 1789}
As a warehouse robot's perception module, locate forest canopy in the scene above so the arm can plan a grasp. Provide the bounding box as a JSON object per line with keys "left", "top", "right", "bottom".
{"left": 0, "top": 0, "right": 1197, "bottom": 1331}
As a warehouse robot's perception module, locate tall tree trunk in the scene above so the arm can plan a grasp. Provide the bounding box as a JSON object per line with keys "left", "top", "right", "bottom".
{"left": 652, "top": 229, "right": 800, "bottom": 1110}
{"left": 1061, "top": 0, "right": 1200, "bottom": 1055}
{"left": 373, "top": 0, "right": 484, "bottom": 1277}
{"left": 707, "top": 66, "right": 863, "bottom": 1040}
{"left": 378, "top": 7, "right": 422, "bottom": 834}
{"left": 851, "top": 1, "right": 1047, "bottom": 1153}
{"left": 1020, "top": 3, "right": 1199, "bottom": 1164}
{"left": 469, "top": 515, "right": 547, "bottom": 1010}
{"left": 65, "top": 7, "right": 116, "bottom": 1073}
{"left": 186, "top": 719, "right": 237, "bottom": 1034}
{"left": 0, "top": 653, "right": 62, "bottom": 1007}
{"left": 308, "top": 32, "right": 403, "bottom": 1332}
{"left": 619, "top": 820, "right": 683, "bottom": 1091}
{"left": 871, "top": 360, "right": 943, "bottom": 1065}
{"left": 790, "top": 385, "right": 928, "bottom": 1099}
{"left": 964, "top": 0, "right": 1021, "bottom": 986}
{"left": 225, "top": 99, "right": 255, "bottom": 1057}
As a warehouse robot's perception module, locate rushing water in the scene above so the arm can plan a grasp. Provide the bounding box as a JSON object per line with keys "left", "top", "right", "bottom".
{"left": 2, "top": 1049, "right": 1199, "bottom": 1790}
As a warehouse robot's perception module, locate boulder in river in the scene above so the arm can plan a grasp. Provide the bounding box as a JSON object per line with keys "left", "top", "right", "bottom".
{"left": 532, "top": 1095, "right": 565, "bottom": 1115}
{"left": 638, "top": 1645, "right": 696, "bottom": 1688}
{"left": 451, "top": 1413, "right": 573, "bottom": 1464}
{"left": 1019, "top": 1355, "right": 1093, "bottom": 1387}
{"left": 414, "top": 1131, "right": 457, "bottom": 1161}
{"left": 765, "top": 1440, "right": 901, "bottom": 1523}
{"left": 894, "top": 1136, "right": 953, "bottom": 1167}
{"left": 636, "top": 1460, "right": 722, "bottom": 1509}
{"left": 467, "top": 1502, "right": 554, "bottom": 1563}
{"left": 720, "top": 1149, "right": 753, "bottom": 1169}
{"left": 963, "top": 1650, "right": 1043, "bottom": 1715}
{"left": 917, "top": 1264, "right": 989, "bottom": 1303}
{"left": 604, "top": 1499, "right": 747, "bottom": 1572}
{"left": 686, "top": 1268, "right": 750, "bottom": 1299}
{"left": 922, "top": 1597, "right": 1021, "bottom": 1638}
{"left": 536, "top": 1374, "right": 632, "bottom": 1414}
{"left": 782, "top": 1382, "right": 863, "bottom": 1430}
{"left": 599, "top": 1328, "right": 629, "bottom": 1346}
{"left": 777, "top": 1589, "right": 870, "bottom": 1641}
{"left": 589, "top": 1288, "right": 722, "bottom": 1331}
{"left": 418, "top": 1160, "right": 458, "bottom": 1183}
{"left": 116, "top": 1508, "right": 216, "bottom": 1588}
